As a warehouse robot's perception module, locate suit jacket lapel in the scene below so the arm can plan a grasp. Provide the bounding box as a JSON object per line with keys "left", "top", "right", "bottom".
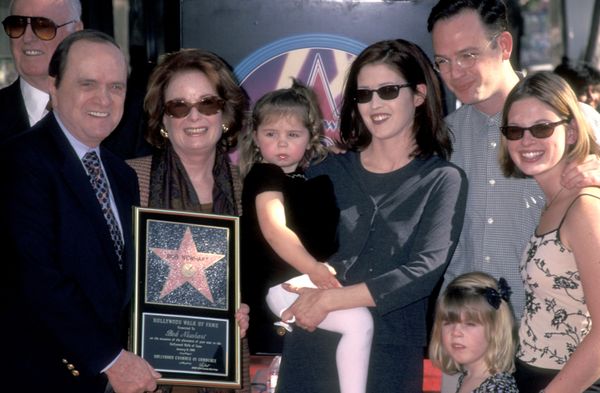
{"left": 46, "top": 117, "right": 124, "bottom": 274}
{"left": 0, "top": 79, "right": 31, "bottom": 143}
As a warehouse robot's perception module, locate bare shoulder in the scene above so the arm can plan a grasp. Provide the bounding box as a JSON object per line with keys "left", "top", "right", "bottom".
{"left": 561, "top": 188, "right": 600, "bottom": 244}
{"left": 571, "top": 187, "right": 600, "bottom": 211}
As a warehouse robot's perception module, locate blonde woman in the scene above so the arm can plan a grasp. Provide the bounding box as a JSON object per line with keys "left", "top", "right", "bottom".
{"left": 500, "top": 71, "right": 600, "bottom": 393}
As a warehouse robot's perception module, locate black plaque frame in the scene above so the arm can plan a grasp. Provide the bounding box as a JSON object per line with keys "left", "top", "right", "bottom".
{"left": 132, "top": 207, "right": 241, "bottom": 388}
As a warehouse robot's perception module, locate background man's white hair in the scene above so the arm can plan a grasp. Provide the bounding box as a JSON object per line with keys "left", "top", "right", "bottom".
{"left": 10, "top": 0, "right": 82, "bottom": 21}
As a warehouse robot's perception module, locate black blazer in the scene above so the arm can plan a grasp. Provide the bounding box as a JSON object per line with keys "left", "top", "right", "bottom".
{"left": 1, "top": 114, "right": 140, "bottom": 392}
{"left": 0, "top": 78, "right": 30, "bottom": 144}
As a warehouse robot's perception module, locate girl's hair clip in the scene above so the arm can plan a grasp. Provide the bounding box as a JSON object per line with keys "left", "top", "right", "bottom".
{"left": 483, "top": 277, "right": 511, "bottom": 310}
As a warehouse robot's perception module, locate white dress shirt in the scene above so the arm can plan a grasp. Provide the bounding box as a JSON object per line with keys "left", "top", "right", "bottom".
{"left": 19, "top": 78, "right": 50, "bottom": 126}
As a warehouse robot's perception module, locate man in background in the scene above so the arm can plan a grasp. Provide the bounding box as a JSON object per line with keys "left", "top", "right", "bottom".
{"left": 0, "top": 0, "right": 150, "bottom": 158}
{"left": 0, "top": 0, "right": 82, "bottom": 142}
{"left": 554, "top": 58, "right": 600, "bottom": 139}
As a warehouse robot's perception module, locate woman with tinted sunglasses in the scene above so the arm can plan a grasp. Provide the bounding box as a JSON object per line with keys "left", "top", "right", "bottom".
{"left": 500, "top": 71, "right": 600, "bottom": 393}
{"left": 274, "top": 39, "right": 468, "bottom": 393}
{"left": 127, "top": 48, "right": 251, "bottom": 393}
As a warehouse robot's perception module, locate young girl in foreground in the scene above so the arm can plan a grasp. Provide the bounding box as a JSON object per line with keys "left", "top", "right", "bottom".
{"left": 429, "top": 272, "right": 518, "bottom": 393}
{"left": 239, "top": 80, "right": 373, "bottom": 393}
{"left": 500, "top": 71, "right": 600, "bottom": 393}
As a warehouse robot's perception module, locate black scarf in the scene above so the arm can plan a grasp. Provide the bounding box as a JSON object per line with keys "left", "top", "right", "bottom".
{"left": 148, "top": 143, "right": 237, "bottom": 215}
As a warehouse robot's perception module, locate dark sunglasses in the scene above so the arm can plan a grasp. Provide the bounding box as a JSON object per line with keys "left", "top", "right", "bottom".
{"left": 500, "top": 119, "right": 570, "bottom": 141}
{"left": 354, "top": 83, "right": 413, "bottom": 104}
{"left": 2, "top": 15, "right": 76, "bottom": 41}
{"left": 164, "top": 97, "right": 225, "bottom": 118}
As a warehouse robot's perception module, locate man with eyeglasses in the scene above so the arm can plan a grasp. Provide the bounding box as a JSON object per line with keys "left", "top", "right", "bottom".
{"left": 427, "top": 1, "right": 600, "bottom": 391}
{"left": 0, "top": 0, "right": 82, "bottom": 143}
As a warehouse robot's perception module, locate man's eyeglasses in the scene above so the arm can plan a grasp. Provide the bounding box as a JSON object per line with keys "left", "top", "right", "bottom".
{"left": 354, "top": 83, "right": 413, "bottom": 104}
{"left": 433, "top": 33, "right": 500, "bottom": 74}
{"left": 2, "top": 15, "right": 76, "bottom": 41}
{"left": 500, "top": 119, "right": 570, "bottom": 141}
{"left": 164, "top": 97, "right": 225, "bottom": 118}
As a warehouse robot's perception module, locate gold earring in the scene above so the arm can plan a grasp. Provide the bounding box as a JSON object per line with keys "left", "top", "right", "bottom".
{"left": 160, "top": 127, "right": 169, "bottom": 138}
{"left": 222, "top": 124, "right": 229, "bottom": 133}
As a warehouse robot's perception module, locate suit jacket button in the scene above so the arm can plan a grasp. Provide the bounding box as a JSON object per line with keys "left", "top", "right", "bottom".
{"left": 67, "top": 364, "right": 75, "bottom": 370}
{"left": 71, "top": 370, "right": 80, "bottom": 377}
{"left": 276, "top": 326, "right": 287, "bottom": 336}
{"left": 62, "top": 358, "right": 68, "bottom": 364}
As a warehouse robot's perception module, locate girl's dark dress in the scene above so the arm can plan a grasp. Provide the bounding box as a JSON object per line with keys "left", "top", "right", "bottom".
{"left": 457, "top": 372, "right": 518, "bottom": 393}
{"left": 241, "top": 163, "right": 339, "bottom": 355}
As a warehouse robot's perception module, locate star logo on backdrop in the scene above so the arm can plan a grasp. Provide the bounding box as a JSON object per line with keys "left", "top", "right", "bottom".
{"left": 306, "top": 53, "right": 339, "bottom": 136}
{"left": 150, "top": 227, "right": 225, "bottom": 302}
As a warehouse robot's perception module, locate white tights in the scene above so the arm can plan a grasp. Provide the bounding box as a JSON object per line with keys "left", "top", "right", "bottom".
{"left": 266, "top": 274, "right": 374, "bottom": 393}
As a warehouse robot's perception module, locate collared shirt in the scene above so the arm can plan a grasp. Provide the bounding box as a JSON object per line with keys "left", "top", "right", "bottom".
{"left": 55, "top": 113, "right": 123, "bottom": 239}
{"left": 20, "top": 77, "right": 49, "bottom": 127}
{"left": 444, "top": 104, "right": 543, "bottom": 320}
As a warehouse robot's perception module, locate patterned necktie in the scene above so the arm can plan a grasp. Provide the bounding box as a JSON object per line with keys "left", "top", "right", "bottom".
{"left": 82, "top": 151, "right": 124, "bottom": 267}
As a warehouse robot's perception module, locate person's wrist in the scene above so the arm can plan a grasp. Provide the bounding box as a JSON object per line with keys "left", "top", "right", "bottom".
{"left": 322, "top": 286, "right": 341, "bottom": 312}
{"left": 306, "top": 261, "right": 321, "bottom": 275}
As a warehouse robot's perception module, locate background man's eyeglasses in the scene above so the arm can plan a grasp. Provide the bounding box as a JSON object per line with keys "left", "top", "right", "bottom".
{"left": 164, "top": 97, "right": 225, "bottom": 118}
{"left": 500, "top": 119, "right": 569, "bottom": 141}
{"left": 354, "top": 83, "right": 413, "bottom": 104}
{"left": 433, "top": 33, "right": 500, "bottom": 74}
{"left": 2, "top": 15, "right": 76, "bottom": 41}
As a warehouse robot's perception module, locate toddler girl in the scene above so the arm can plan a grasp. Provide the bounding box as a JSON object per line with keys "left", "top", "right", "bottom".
{"left": 240, "top": 79, "right": 373, "bottom": 393}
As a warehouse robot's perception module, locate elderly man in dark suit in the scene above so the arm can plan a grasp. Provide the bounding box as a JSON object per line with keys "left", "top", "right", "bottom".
{"left": 0, "top": 0, "right": 151, "bottom": 158}
{"left": 0, "top": 0, "right": 82, "bottom": 142}
{"left": 1, "top": 30, "right": 160, "bottom": 393}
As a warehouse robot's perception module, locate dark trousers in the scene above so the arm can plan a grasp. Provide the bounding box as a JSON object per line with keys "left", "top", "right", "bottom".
{"left": 515, "top": 358, "right": 600, "bottom": 393}
{"left": 367, "top": 343, "right": 423, "bottom": 393}
{"left": 276, "top": 327, "right": 424, "bottom": 393}
{"left": 276, "top": 328, "right": 341, "bottom": 393}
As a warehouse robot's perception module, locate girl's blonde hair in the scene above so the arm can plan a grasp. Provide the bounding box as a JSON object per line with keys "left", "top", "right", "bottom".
{"left": 239, "top": 79, "right": 328, "bottom": 177}
{"left": 429, "top": 272, "right": 516, "bottom": 375}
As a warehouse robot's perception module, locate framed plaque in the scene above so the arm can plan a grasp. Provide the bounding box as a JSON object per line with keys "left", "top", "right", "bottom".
{"left": 132, "top": 207, "right": 241, "bottom": 388}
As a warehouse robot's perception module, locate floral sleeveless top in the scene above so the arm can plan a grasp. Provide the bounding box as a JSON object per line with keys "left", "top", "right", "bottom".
{"left": 517, "top": 194, "right": 599, "bottom": 369}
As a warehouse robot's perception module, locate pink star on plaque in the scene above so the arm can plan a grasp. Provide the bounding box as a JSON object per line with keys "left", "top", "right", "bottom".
{"left": 151, "top": 227, "right": 225, "bottom": 302}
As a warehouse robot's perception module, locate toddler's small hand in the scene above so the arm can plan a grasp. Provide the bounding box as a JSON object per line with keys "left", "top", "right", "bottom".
{"left": 308, "top": 263, "right": 341, "bottom": 289}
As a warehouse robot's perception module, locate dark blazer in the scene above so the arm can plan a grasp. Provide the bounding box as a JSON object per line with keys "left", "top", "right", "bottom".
{"left": 0, "top": 78, "right": 30, "bottom": 144}
{"left": 0, "top": 77, "right": 152, "bottom": 158}
{"left": 1, "top": 114, "right": 140, "bottom": 392}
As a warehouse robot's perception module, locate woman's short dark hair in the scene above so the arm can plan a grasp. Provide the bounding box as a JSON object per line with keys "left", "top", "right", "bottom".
{"left": 144, "top": 48, "right": 248, "bottom": 150}
{"left": 338, "top": 39, "right": 452, "bottom": 160}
